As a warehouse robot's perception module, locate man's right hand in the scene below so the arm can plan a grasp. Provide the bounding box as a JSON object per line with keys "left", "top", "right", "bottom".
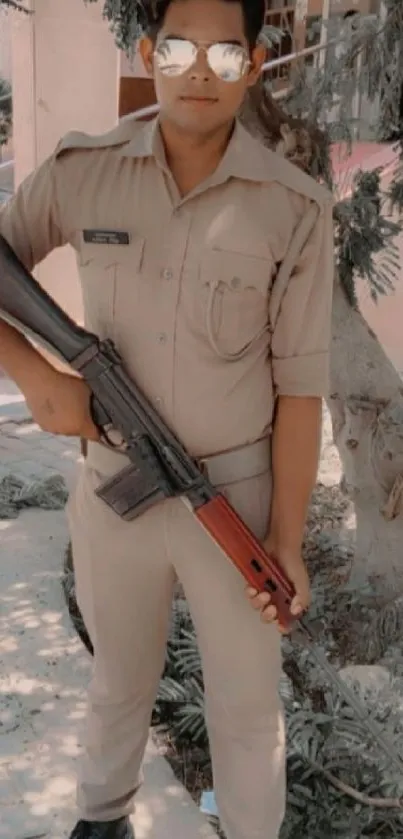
{"left": 25, "top": 367, "right": 101, "bottom": 441}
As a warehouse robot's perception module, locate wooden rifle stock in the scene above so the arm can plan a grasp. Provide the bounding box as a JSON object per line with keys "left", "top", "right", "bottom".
{"left": 194, "top": 495, "right": 296, "bottom": 631}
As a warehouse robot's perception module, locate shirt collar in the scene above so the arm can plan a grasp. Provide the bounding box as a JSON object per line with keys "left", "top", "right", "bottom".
{"left": 119, "top": 114, "right": 277, "bottom": 185}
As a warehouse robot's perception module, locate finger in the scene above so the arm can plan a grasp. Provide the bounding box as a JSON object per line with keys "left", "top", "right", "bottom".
{"left": 256, "top": 592, "right": 272, "bottom": 608}
{"left": 246, "top": 591, "right": 263, "bottom": 611}
{"left": 260, "top": 604, "right": 277, "bottom": 623}
{"left": 260, "top": 614, "right": 290, "bottom": 635}
{"left": 249, "top": 594, "right": 272, "bottom": 612}
{"left": 290, "top": 593, "right": 307, "bottom": 614}
{"left": 246, "top": 588, "right": 272, "bottom": 609}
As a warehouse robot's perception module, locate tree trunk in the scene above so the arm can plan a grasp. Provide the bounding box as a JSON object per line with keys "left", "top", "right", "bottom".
{"left": 240, "top": 84, "right": 403, "bottom": 595}
{"left": 330, "top": 278, "right": 403, "bottom": 594}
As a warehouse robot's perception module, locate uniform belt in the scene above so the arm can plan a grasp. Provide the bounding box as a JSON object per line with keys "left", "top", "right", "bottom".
{"left": 86, "top": 436, "right": 271, "bottom": 487}
{"left": 197, "top": 437, "right": 271, "bottom": 486}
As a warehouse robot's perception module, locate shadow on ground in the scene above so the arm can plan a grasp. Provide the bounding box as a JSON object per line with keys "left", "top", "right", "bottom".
{"left": 0, "top": 509, "right": 91, "bottom": 839}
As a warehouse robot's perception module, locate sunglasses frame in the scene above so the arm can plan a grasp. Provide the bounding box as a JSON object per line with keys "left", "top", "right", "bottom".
{"left": 153, "top": 37, "right": 252, "bottom": 82}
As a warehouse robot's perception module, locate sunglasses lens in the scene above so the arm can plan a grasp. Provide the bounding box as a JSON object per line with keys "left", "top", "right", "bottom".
{"left": 155, "top": 38, "right": 197, "bottom": 76}
{"left": 207, "top": 43, "right": 248, "bottom": 81}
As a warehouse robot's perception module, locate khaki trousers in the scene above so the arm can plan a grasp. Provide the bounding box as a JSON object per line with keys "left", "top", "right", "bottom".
{"left": 66, "top": 447, "right": 286, "bottom": 839}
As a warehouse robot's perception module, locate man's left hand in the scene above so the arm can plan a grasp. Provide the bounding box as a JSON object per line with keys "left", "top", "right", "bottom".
{"left": 245, "top": 540, "right": 311, "bottom": 634}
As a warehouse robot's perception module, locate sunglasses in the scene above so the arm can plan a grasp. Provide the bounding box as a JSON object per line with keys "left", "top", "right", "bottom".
{"left": 154, "top": 38, "right": 251, "bottom": 82}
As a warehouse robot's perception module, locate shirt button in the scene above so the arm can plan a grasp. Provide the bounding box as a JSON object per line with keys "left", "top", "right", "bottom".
{"left": 158, "top": 332, "right": 167, "bottom": 344}
{"left": 162, "top": 268, "right": 173, "bottom": 280}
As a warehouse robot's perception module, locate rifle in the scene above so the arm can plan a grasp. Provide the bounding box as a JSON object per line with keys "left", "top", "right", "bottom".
{"left": 0, "top": 232, "right": 402, "bottom": 775}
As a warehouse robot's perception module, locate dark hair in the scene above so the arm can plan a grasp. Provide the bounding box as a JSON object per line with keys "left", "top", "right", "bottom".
{"left": 142, "top": 0, "right": 267, "bottom": 46}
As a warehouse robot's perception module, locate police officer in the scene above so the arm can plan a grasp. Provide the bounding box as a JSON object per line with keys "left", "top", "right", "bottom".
{"left": 0, "top": 0, "right": 334, "bottom": 837}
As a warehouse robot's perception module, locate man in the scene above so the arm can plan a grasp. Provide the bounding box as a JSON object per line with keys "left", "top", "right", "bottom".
{"left": 0, "top": 0, "right": 334, "bottom": 837}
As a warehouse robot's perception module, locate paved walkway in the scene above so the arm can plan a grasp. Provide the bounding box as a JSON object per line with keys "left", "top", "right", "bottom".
{"left": 0, "top": 380, "right": 216, "bottom": 839}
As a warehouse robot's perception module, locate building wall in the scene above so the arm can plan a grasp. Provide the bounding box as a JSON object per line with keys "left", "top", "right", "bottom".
{"left": 10, "top": 0, "right": 119, "bottom": 326}
{"left": 119, "top": 48, "right": 156, "bottom": 118}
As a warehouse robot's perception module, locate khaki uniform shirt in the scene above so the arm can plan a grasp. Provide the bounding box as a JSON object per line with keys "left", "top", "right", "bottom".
{"left": 0, "top": 115, "right": 334, "bottom": 460}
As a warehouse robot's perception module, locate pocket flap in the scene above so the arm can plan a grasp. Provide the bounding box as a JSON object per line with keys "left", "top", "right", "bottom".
{"left": 201, "top": 248, "right": 272, "bottom": 296}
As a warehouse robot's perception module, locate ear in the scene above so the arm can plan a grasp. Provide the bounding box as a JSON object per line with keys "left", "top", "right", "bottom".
{"left": 139, "top": 36, "right": 155, "bottom": 77}
{"left": 246, "top": 41, "right": 267, "bottom": 87}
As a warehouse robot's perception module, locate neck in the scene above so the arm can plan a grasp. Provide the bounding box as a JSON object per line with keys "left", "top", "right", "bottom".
{"left": 159, "top": 116, "right": 235, "bottom": 196}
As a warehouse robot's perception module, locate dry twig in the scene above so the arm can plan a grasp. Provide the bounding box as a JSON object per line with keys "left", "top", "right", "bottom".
{"left": 312, "top": 761, "right": 403, "bottom": 809}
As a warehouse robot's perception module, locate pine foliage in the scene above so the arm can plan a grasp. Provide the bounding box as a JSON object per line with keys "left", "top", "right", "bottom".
{"left": 151, "top": 582, "right": 403, "bottom": 837}
{"left": 282, "top": 0, "right": 403, "bottom": 305}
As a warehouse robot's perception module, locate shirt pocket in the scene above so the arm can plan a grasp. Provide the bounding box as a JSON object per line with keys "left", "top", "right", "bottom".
{"left": 76, "top": 235, "right": 145, "bottom": 339}
{"left": 199, "top": 248, "right": 272, "bottom": 360}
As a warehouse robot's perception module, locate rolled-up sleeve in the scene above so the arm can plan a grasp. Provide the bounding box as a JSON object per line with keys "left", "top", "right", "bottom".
{"left": 270, "top": 198, "right": 334, "bottom": 398}
{"left": 0, "top": 151, "right": 67, "bottom": 272}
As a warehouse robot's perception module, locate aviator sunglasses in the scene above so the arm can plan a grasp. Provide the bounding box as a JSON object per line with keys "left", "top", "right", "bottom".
{"left": 154, "top": 37, "right": 251, "bottom": 82}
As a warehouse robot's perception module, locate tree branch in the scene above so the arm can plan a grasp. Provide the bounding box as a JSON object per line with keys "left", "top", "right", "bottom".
{"left": 239, "top": 79, "right": 329, "bottom": 180}
{"left": 311, "top": 760, "right": 403, "bottom": 809}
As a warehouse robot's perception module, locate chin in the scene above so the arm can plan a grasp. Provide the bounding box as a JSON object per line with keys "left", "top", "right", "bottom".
{"left": 171, "top": 108, "right": 228, "bottom": 135}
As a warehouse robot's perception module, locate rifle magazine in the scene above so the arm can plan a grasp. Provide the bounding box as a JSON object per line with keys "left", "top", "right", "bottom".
{"left": 95, "top": 461, "right": 171, "bottom": 520}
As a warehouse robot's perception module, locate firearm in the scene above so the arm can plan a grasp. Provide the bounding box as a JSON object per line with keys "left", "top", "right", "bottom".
{"left": 1, "top": 233, "right": 403, "bottom": 774}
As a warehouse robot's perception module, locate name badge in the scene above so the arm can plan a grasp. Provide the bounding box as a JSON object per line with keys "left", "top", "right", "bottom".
{"left": 82, "top": 229, "right": 130, "bottom": 245}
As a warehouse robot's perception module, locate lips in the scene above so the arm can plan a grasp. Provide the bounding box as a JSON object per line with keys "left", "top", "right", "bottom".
{"left": 180, "top": 96, "right": 218, "bottom": 103}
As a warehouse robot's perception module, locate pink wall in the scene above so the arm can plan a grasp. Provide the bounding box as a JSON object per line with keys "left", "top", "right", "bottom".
{"left": 10, "top": 0, "right": 119, "bottom": 324}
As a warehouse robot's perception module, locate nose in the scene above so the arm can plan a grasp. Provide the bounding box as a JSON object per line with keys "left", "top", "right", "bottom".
{"left": 188, "top": 46, "right": 211, "bottom": 81}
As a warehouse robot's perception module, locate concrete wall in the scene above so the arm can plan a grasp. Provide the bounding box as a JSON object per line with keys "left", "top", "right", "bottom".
{"left": 10, "top": 0, "right": 119, "bottom": 324}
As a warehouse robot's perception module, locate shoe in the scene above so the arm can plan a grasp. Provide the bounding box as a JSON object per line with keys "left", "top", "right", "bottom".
{"left": 69, "top": 816, "right": 134, "bottom": 839}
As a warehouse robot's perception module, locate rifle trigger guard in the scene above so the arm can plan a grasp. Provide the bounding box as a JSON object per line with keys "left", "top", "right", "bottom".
{"left": 89, "top": 393, "right": 120, "bottom": 448}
